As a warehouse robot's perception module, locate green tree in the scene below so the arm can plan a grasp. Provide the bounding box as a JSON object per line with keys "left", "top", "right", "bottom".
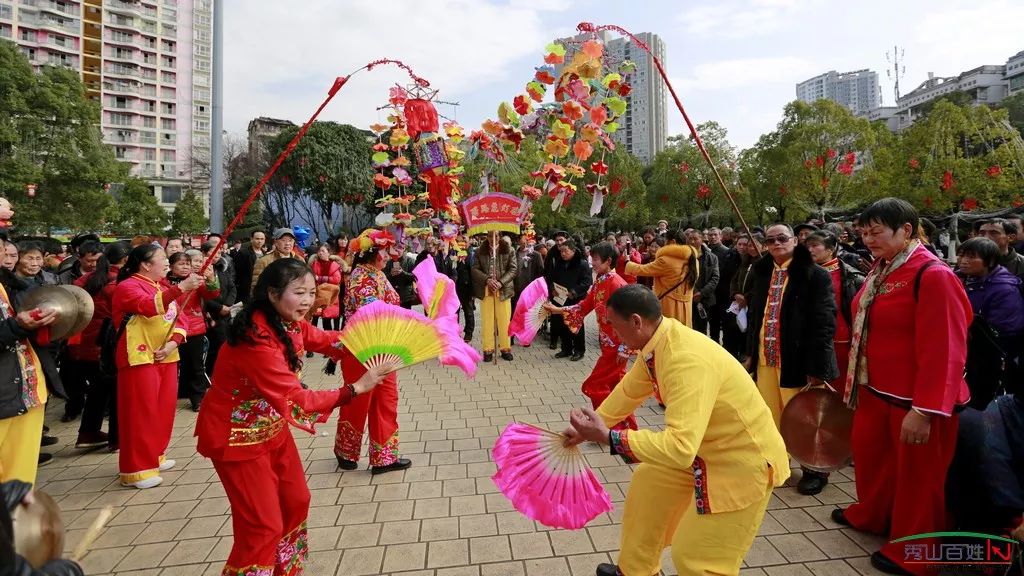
{"left": 0, "top": 40, "right": 125, "bottom": 233}
{"left": 270, "top": 121, "right": 374, "bottom": 231}
{"left": 170, "top": 189, "right": 208, "bottom": 235}
{"left": 995, "top": 92, "right": 1024, "bottom": 140}
{"left": 737, "top": 133, "right": 798, "bottom": 226}
{"left": 105, "top": 177, "right": 168, "bottom": 235}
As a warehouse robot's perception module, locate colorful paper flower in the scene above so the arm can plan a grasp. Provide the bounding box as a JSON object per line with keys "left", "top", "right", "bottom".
{"left": 389, "top": 87, "right": 408, "bottom": 106}
{"left": 565, "top": 164, "right": 585, "bottom": 178}
{"left": 826, "top": 148, "right": 837, "bottom": 159}
{"left": 962, "top": 198, "right": 978, "bottom": 211}
{"left": 610, "top": 179, "right": 622, "bottom": 194}
{"left": 416, "top": 208, "right": 435, "bottom": 220}
{"left": 581, "top": 40, "right": 603, "bottom": 59}
{"left": 551, "top": 119, "right": 575, "bottom": 140}
{"left": 498, "top": 102, "right": 519, "bottom": 126}
{"left": 696, "top": 184, "right": 712, "bottom": 199}
{"left": 620, "top": 60, "right": 637, "bottom": 74}
{"left": 513, "top": 95, "right": 533, "bottom": 116}
{"left": 372, "top": 143, "right": 389, "bottom": 152}
{"left": 535, "top": 66, "right": 556, "bottom": 85}
{"left": 603, "top": 97, "right": 627, "bottom": 117}
{"left": 394, "top": 212, "right": 414, "bottom": 226}
{"left": 566, "top": 78, "right": 590, "bottom": 101}
{"left": 521, "top": 185, "right": 542, "bottom": 200}
{"left": 589, "top": 106, "right": 608, "bottom": 126}
{"left": 617, "top": 83, "right": 632, "bottom": 97}
{"left": 544, "top": 42, "right": 566, "bottom": 64}
{"left": 572, "top": 140, "right": 594, "bottom": 161}
{"left": 440, "top": 221, "right": 459, "bottom": 240}
{"left": 987, "top": 165, "right": 1002, "bottom": 178}
{"left": 482, "top": 119, "right": 504, "bottom": 136}
{"left": 392, "top": 168, "right": 413, "bottom": 187}
{"left": 391, "top": 155, "right": 411, "bottom": 167}
{"left": 444, "top": 121, "right": 465, "bottom": 142}
{"left": 369, "top": 123, "right": 390, "bottom": 135}
{"left": 562, "top": 100, "right": 585, "bottom": 122}
{"left": 909, "top": 158, "right": 920, "bottom": 169}
{"left": 371, "top": 151, "right": 390, "bottom": 168}
{"left": 526, "top": 81, "right": 546, "bottom": 102}
{"left": 604, "top": 122, "right": 619, "bottom": 134}
{"left": 389, "top": 128, "right": 410, "bottom": 148}
{"left": 373, "top": 173, "right": 392, "bottom": 190}
{"left": 590, "top": 161, "right": 608, "bottom": 175}
{"left": 579, "top": 123, "right": 601, "bottom": 143}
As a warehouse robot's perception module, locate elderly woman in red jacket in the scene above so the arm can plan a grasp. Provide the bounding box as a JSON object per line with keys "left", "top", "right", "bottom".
{"left": 833, "top": 198, "right": 971, "bottom": 576}
{"left": 196, "top": 258, "right": 384, "bottom": 576}
{"left": 167, "top": 250, "right": 220, "bottom": 412}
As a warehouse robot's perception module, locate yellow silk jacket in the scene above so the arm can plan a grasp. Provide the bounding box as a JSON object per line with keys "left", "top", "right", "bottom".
{"left": 598, "top": 317, "right": 791, "bottom": 514}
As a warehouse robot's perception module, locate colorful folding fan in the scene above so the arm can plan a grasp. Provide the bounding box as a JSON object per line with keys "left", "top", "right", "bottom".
{"left": 412, "top": 256, "right": 459, "bottom": 321}
{"left": 339, "top": 300, "right": 478, "bottom": 376}
{"left": 492, "top": 422, "right": 613, "bottom": 530}
{"left": 509, "top": 277, "right": 550, "bottom": 346}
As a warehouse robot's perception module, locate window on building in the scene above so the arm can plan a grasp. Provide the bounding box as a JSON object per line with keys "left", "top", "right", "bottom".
{"left": 161, "top": 72, "right": 175, "bottom": 83}
{"left": 161, "top": 103, "right": 175, "bottom": 115}
{"left": 143, "top": 100, "right": 155, "bottom": 112}
{"left": 142, "top": 118, "right": 156, "bottom": 128}
{"left": 195, "top": 59, "right": 209, "bottom": 72}
{"left": 195, "top": 104, "right": 207, "bottom": 115}
{"left": 114, "top": 146, "right": 129, "bottom": 159}
{"left": 19, "top": 29, "right": 33, "bottom": 42}
{"left": 0, "top": 4, "right": 11, "bottom": 19}
{"left": 113, "top": 96, "right": 128, "bottom": 109}
{"left": 161, "top": 119, "right": 176, "bottom": 131}
{"left": 143, "top": 148, "right": 156, "bottom": 160}
{"left": 194, "top": 119, "right": 209, "bottom": 131}
{"left": 109, "top": 113, "right": 132, "bottom": 126}
{"left": 161, "top": 150, "right": 175, "bottom": 161}
{"left": 161, "top": 186, "right": 181, "bottom": 203}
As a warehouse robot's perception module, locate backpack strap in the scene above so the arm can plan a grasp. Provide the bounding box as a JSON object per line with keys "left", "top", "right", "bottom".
{"left": 913, "top": 260, "right": 941, "bottom": 302}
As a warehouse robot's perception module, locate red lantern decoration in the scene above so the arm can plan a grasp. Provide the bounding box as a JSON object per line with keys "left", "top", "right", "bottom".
{"left": 696, "top": 184, "right": 712, "bottom": 199}
{"left": 909, "top": 158, "right": 920, "bottom": 169}
{"left": 987, "top": 165, "right": 1002, "bottom": 178}
{"left": 610, "top": 179, "right": 622, "bottom": 195}
{"left": 962, "top": 197, "right": 978, "bottom": 211}
{"left": 941, "top": 170, "right": 954, "bottom": 191}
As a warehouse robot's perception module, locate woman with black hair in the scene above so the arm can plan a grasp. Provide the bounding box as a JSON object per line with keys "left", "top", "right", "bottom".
{"left": 334, "top": 228, "right": 412, "bottom": 474}
{"left": 111, "top": 244, "right": 203, "bottom": 489}
{"left": 196, "top": 258, "right": 385, "bottom": 576}
{"left": 67, "top": 242, "right": 129, "bottom": 451}
{"left": 166, "top": 251, "right": 220, "bottom": 412}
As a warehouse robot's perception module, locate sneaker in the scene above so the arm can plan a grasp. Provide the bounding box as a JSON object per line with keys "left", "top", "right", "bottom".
{"left": 75, "top": 431, "right": 109, "bottom": 449}
{"left": 123, "top": 476, "right": 163, "bottom": 489}
{"left": 40, "top": 434, "right": 59, "bottom": 447}
{"left": 38, "top": 453, "right": 53, "bottom": 466}
{"left": 500, "top": 351, "right": 514, "bottom": 361}
{"left": 371, "top": 458, "right": 412, "bottom": 475}
{"left": 158, "top": 459, "right": 176, "bottom": 472}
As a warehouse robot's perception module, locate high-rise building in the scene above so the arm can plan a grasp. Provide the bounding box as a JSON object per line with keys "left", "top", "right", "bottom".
{"left": 604, "top": 32, "right": 668, "bottom": 165}
{"left": 796, "top": 69, "right": 881, "bottom": 116}
{"left": 0, "top": 0, "right": 213, "bottom": 212}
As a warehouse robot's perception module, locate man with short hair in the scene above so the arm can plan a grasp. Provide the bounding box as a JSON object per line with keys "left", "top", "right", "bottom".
{"left": 793, "top": 223, "right": 818, "bottom": 245}
{"left": 978, "top": 218, "right": 1024, "bottom": 280}
{"left": 686, "top": 229, "right": 719, "bottom": 336}
{"left": 201, "top": 239, "right": 236, "bottom": 376}
{"left": 233, "top": 230, "right": 266, "bottom": 304}
{"left": 745, "top": 223, "right": 838, "bottom": 495}
{"left": 563, "top": 284, "right": 789, "bottom": 576}
{"left": 720, "top": 226, "right": 736, "bottom": 248}
{"left": 706, "top": 227, "right": 738, "bottom": 345}
{"left": 165, "top": 237, "right": 184, "bottom": 256}
{"left": 250, "top": 228, "right": 300, "bottom": 292}
{"left": 1006, "top": 215, "right": 1024, "bottom": 254}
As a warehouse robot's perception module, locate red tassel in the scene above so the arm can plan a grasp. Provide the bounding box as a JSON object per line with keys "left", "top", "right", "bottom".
{"left": 405, "top": 99, "right": 439, "bottom": 139}
{"left": 426, "top": 173, "right": 454, "bottom": 212}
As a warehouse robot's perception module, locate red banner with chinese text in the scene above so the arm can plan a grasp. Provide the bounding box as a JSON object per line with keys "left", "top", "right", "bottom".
{"left": 459, "top": 192, "right": 527, "bottom": 237}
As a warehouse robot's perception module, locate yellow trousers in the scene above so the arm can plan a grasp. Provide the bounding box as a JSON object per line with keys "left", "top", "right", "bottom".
{"left": 480, "top": 294, "right": 511, "bottom": 353}
{"left": 618, "top": 462, "right": 774, "bottom": 576}
{"left": 756, "top": 364, "right": 801, "bottom": 430}
{"left": 0, "top": 405, "right": 45, "bottom": 484}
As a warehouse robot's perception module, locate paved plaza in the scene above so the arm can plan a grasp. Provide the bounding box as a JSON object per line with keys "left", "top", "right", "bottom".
{"left": 37, "top": 319, "right": 888, "bottom": 576}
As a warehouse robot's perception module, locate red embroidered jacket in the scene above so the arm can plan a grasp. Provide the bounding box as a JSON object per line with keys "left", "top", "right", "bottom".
{"left": 345, "top": 264, "right": 399, "bottom": 320}
{"left": 195, "top": 311, "right": 354, "bottom": 461}
{"left": 564, "top": 271, "right": 629, "bottom": 353}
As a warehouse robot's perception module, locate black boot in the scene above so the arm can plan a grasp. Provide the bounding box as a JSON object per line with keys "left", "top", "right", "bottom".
{"left": 796, "top": 468, "right": 829, "bottom": 495}
{"left": 336, "top": 455, "right": 358, "bottom": 470}
{"left": 595, "top": 563, "right": 622, "bottom": 576}
{"left": 371, "top": 458, "right": 412, "bottom": 475}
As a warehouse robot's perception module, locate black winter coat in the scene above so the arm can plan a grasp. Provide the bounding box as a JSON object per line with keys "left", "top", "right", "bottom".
{"left": 545, "top": 250, "right": 592, "bottom": 306}
{"left": 0, "top": 275, "right": 66, "bottom": 420}
{"left": 710, "top": 243, "right": 740, "bottom": 303}
{"left": 745, "top": 245, "right": 838, "bottom": 387}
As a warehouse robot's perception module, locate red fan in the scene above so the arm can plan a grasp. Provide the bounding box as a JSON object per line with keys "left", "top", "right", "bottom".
{"left": 492, "top": 422, "right": 613, "bottom": 530}
{"left": 509, "top": 277, "right": 549, "bottom": 346}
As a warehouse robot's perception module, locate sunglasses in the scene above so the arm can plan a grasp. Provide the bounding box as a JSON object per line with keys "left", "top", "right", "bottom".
{"left": 764, "top": 235, "right": 792, "bottom": 245}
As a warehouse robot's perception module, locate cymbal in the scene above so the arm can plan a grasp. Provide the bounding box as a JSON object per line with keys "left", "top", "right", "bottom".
{"left": 780, "top": 388, "right": 854, "bottom": 473}
{"left": 13, "top": 490, "right": 65, "bottom": 569}
{"left": 21, "top": 285, "right": 95, "bottom": 340}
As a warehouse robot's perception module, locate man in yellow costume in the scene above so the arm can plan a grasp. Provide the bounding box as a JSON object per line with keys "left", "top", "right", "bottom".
{"left": 563, "top": 284, "right": 789, "bottom": 576}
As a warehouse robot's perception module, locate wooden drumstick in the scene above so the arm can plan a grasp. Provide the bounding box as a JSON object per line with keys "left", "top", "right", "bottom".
{"left": 71, "top": 506, "right": 113, "bottom": 563}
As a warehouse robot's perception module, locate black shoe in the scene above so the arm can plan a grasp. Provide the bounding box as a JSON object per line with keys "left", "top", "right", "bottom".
{"left": 190, "top": 401, "right": 201, "bottom": 413}
{"left": 42, "top": 425, "right": 50, "bottom": 433}
{"left": 548, "top": 341, "right": 558, "bottom": 350}
{"left": 797, "top": 469, "right": 829, "bottom": 495}
{"left": 483, "top": 352, "right": 494, "bottom": 362}
{"left": 305, "top": 351, "right": 314, "bottom": 358}
{"left": 500, "top": 351, "right": 514, "bottom": 361}
{"left": 371, "top": 458, "right": 412, "bottom": 475}
{"left": 570, "top": 353, "right": 584, "bottom": 362}
{"left": 555, "top": 351, "right": 572, "bottom": 359}
{"left": 38, "top": 453, "right": 53, "bottom": 466}
{"left": 336, "top": 456, "right": 358, "bottom": 470}
{"left": 75, "top": 431, "right": 109, "bottom": 449}
{"left": 830, "top": 508, "right": 851, "bottom": 526}
{"left": 40, "top": 435, "right": 58, "bottom": 447}
{"left": 870, "top": 551, "right": 911, "bottom": 575}
{"left": 60, "top": 409, "right": 81, "bottom": 423}
{"left": 596, "top": 563, "right": 623, "bottom": 576}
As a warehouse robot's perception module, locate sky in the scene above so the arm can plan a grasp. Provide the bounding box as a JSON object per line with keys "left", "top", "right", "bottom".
{"left": 222, "top": 0, "right": 1024, "bottom": 151}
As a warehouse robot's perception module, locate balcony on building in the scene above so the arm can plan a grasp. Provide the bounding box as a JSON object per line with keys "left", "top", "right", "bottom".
{"left": 38, "top": 0, "right": 79, "bottom": 17}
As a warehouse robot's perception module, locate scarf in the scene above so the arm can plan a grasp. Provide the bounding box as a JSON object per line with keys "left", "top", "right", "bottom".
{"left": 844, "top": 240, "right": 921, "bottom": 408}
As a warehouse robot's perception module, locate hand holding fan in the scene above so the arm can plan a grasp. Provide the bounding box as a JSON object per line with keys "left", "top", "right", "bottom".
{"left": 339, "top": 300, "right": 478, "bottom": 376}
{"left": 492, "top": 422, "right": 613, "bottom": 530}
{"left": 509, "top": 277, "right": 550, "bottom": 346}
{"left": 412, "top": 257, "right": 459, "bottom": 321}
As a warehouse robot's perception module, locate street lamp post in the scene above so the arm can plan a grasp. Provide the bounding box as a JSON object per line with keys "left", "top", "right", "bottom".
{"left": 209, "top": 0, "right": 224, "bottom": 232}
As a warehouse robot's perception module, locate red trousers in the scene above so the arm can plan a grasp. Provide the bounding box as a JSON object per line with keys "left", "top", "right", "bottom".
{"left": 213, "top": 432, "right": 309, "bottom": 576}
{"left": 844, "top": 390, "right": 958, "bottom": 571}
{"left": 831, "top": 341, "right": 850, "bottom": 398}
{"left": 335, "top": 353, "right": 400, "bottom": 467}
{"left": 118, "top": 362, "right": 177, "bottom": 484}
{"left": 584, "top": 348, "right": 637, "bottom": 431}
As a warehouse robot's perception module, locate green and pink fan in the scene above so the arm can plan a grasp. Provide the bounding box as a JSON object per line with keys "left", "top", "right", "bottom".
{"left": 492, "top": 422, "right": 613, "bottom": 529}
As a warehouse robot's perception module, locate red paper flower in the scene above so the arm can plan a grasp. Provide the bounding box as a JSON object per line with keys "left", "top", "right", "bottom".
{"left": 590, "top": 161, "right": 608, "bottom": 175}
{"left": 610, "top": 179, "right": 622, "bottom": 194}
{"left": 535, "top": 69, "right": 556, "bottom": 84}
{"left": 373, "top": 143, "right": 389, "bottom": 152}
{"left": 962, "top": 197, "right": 978, "bottom": 211}
{"left": 590, "top": 105, "right": 608, "bottom": 126}
{"left": 563, "top": 100, "right": 585, "bottom": 122}
{"left": 909, "top": 158, "right": 920, "bottom": 169}
{"left": 617, "top": 84, "right": 632, "bottom": 97}
{"left": 513, "top": 95, "right": 531, "bottom": 116}
{"left": 521, "top": 185, "right": 542, "bottom": 200}
{"left": 1014, "top": 196, "right": 1023, "bottom": 208}
{"left": 679, "top": 162, "right": 690, "bottom": 173}
{"left": 837, "top": 163, "right": 853, "bottom": 176}
{"left": 373, "top": 173, "right": 392, "bottom": 190}
{"left": 826, "top": 148, "right": 837, "bottom": 159}
{"left": 544, "top": 52, "right": 564, "bottom": 65}
{"left": 987, "top": 165, "right": 1002, "bottom": 178}
{"left": 696, "top": 184, "right": 712, "bottom": 199}
{"left": 803, "top": 160, "right": 814, "bottom": 170}
{"left": 924, "top": 196, "right": 934, "bottom": 208}
{"left": 844, "top": 152, "right": 856, "bottom": 165}
{"left": 815, "top": 156, "right": 825, "bottom": 168}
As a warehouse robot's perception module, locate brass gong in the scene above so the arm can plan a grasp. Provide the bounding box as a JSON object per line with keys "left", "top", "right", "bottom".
{"left": 20, "top": 285, "right": 95, "bottom": 340}
{"left": 780, "top": 388, "right": 854, "bottom": 473}
{"left": 12, "top": 490, "right": 65, "bottom": 569}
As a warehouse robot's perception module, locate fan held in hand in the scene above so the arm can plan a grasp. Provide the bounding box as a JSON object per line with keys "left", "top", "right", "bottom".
{"left": 508, "top": 277, "right": 550, "bottom": 346}
{"left": 492, "top": 422, "right": 612, "bottom": 530}
{"left": 339, "top": 300, "right": 476, "bottom": 376}
{"left": 412, "top": 256, "right": 459, "bottom": 321}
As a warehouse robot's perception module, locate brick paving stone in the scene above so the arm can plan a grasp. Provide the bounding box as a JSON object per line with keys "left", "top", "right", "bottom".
{"left": 37, "top": 317, "right": 878, "bottom": 574}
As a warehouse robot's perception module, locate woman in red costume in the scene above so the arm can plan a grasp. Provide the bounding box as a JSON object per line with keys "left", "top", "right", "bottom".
{"left": 196, "top": 258, "right": 385, "bottom": 576}
{"left": 112, "top": 244, "right": 203, "bottom": 488}
{"left": 334, "top": 228, "right": 412, "bottom": 474}
{"left": 833, "top": 198, "right": 971, "bottom": 576}
{"left": 167, "top": 251, "right": 220, "bottom": 411}
{"left": 803, "top": 230, "right": 865, "bottom": 397}
{"left": 309, "top": 243, "right": 343, "bottom": 331}
{"left": 545, "top": 242, "right": 637, "bottom": 431}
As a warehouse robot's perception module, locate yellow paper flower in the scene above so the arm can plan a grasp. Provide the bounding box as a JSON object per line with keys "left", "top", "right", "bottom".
{"left": 579, "top": 123, "right": 601, "bottom": 143}
{"left": 565, "top": 163, "right": 585, "bottom": 178}
{"left": 389, "top": 128, "right": 410, "bottom": 148}
{"left": 544, "top": 137, "right": 569, "bottom": 158}
{"left": 551, "top": 119, "right": 575, "bottom": 140}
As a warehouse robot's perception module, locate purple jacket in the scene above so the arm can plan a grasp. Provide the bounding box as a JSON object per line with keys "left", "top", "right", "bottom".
{"left": 964, "top": 265, "right": 1024, "bottom": 336}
